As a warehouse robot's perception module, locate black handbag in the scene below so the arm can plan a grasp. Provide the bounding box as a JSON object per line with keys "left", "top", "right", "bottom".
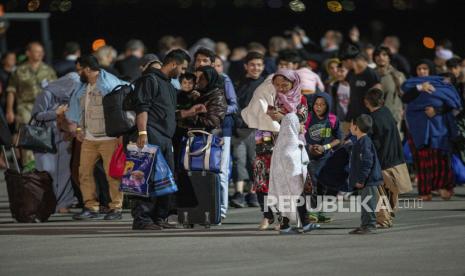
{"left": 15, "top": 116, "right": 56, "bottom": 153}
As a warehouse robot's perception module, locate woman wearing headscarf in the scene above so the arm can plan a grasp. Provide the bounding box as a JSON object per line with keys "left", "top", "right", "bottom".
{"left": 402, "top": 59, "right": 462, "bottom": 201}
{"left": 244, "top": 69, "right": 309, "bottom": 230}
{"left": 32, "top": 72, "right": 81, "bottom": 213}
{"left": 189, "top": 66, "right": 227, "bottom": 129}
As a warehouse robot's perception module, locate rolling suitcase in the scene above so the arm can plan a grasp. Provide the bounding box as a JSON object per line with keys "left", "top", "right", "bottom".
{"left": 177, "top": 170, "right": 221, "bottom": 228}
{"left": 2, "top": 145, "right": 57, "bottom": 223}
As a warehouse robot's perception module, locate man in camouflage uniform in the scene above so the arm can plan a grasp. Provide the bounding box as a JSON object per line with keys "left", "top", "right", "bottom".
{"left": 6, "top": 41, "right": 57, "bottom": 165}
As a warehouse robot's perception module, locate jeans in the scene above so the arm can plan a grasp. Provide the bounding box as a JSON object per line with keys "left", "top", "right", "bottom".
{"left": 232, "top": 129, "right": 256, "bottom": 182}
{"left": 361, "top": 185, "right": 378, "bottom": 228}
{"left": 219, "top": 136, "right": 231, "bottom": 217}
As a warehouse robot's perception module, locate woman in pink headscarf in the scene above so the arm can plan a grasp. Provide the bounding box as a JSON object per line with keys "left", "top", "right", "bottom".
{"left": 253, "top": 69, "right": 309, "bottom": 230}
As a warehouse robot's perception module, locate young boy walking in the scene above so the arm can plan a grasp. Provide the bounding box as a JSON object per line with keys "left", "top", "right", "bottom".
{"left": 348, "top": 115, "right": 383, "bottom": 234}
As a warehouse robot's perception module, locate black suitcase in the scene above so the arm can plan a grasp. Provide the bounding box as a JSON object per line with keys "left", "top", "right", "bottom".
{"left": 2, "top": 145, "right": 57, "bottom": 222}
{"left": 177, "top": 171, "right": 221, "bottom": 228}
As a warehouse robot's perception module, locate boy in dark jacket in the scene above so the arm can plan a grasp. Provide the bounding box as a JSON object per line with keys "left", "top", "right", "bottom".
{"left": 305, "top": 92, "right": 343, "bottom": 223}
{"left": 349, "top": 114, "right": 383, "bottom": 234}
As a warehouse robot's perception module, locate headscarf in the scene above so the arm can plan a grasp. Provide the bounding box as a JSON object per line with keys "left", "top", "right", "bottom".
{"left": 413, "top": 59, "right": 436, "bottom": 77}
{"left": 272, "top": 69, "right": 302, "bottom": 113}
{"left": 325, "top": 58, "right": 340, "bottom": 75}
{"left": 268, "top": 113, "right": 309, "bottom": 219}
{"left": 195, "top": 66, "right": 224, "bottom": 93}
{"left": 45, "top": 72, "right": 81, "bottom": 103}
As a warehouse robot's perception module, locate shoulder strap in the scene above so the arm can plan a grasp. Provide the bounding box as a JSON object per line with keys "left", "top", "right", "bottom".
{"left": 305, "top": 112, "right": 312, "bottom": 130}
{"left": 328, "top": 113, "right": 337, "bottom": 129}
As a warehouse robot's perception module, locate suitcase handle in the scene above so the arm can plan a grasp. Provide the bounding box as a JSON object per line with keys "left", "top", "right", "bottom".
{"left": 1, "top": 145, "right": 20, "bottom": 172}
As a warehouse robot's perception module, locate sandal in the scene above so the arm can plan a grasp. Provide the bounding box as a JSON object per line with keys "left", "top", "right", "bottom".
{"left": 259, "top": 218, "right": 274, "bottom": 231}
{"left": 439, "top": 189, "right": 453, "bottom": 200}
{"left": 418, "top": 194, "right": 432, "bottom": 201}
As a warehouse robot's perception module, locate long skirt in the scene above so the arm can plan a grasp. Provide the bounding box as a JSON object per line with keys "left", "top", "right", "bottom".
{"left": 407, "top": 137, "right": 454, "bottom": 195}
{"left": 35, "top": 140, "right": 75, "bottom": 211}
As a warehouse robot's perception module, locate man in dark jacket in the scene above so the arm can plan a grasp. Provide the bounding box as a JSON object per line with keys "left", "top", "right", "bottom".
{"left": 364, "top": 88, "right": 412, "bottom": 228}
{"left": 348, "top": 114, "right": 383, "bottom": 234}
{"left": 131, "top": 49, "right": 201, "bottom": 230}
{"left": 115, "top": 39, "right": 145, "bottom": 82}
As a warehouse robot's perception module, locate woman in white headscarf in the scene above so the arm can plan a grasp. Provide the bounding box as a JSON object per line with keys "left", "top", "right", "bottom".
{"left": 32, "top": 72, "right": 81, "bottom": 213}
{"left": 268, "top": 113, "right": 319, "bottom": 234}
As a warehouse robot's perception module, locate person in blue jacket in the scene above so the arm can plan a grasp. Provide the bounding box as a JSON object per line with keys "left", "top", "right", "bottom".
{"left": 348, "top": 114, "right": 383, "bottom": 234}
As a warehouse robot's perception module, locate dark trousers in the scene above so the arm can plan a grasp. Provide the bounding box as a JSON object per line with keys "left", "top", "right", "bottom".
{"left": 132, "top": 133, "right": 175, "bottom": 229}
{"left": 257, "top": 192, "right": 274, "bottom": 220}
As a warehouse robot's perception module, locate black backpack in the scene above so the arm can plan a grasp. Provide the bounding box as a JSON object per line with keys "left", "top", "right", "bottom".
{"left": 103, "top": 84, "right": 136, "bottom": 137}
{"left": 122, "top": 73, "right": 158, "bottom": 111}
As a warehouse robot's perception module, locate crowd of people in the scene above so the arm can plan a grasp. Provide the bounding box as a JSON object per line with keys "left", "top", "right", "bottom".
{"left": 1, "top": 27, "right": 464, "bottom": 234}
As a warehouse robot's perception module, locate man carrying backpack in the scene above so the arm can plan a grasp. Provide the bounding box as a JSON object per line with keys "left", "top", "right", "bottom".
{"left": 66, "top": 55, "right": 127, "bottom": 221}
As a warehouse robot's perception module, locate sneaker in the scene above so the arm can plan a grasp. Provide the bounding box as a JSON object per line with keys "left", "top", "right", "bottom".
{"left": 156, "top": 218, "right": 178, "bottom": 229}
{"left": 317, "top": 213, "right": 333, "bottom": 223}
{"left": 103, "top": 209, "right": 123, "bottom": 221}
{"left": 349, "top": 227, "right": 376, "bottom": 235}
{"left": 72, "top": 209, "right": 101, "bottom": 220}
{"left": 302, "top": 223, "right": 320, "bottom": 233}
{"left": 308, "top": 212, "right": 319, "bottom": 223}
{"left": 279, "top": 226, "right": 299, "bottom": 235}
{"left": 230, "top": 192, "right": 246, "bottom": 208}
{"left": 245, "top": 193, "right": 260, "bottom": 207}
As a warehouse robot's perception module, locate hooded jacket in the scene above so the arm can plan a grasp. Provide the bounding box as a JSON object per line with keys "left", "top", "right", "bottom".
{"left": 33, "top": 73, "right": 81, "bottom": 142}
{"left": 305, "top": 92, "right": 342, "bottom": 150}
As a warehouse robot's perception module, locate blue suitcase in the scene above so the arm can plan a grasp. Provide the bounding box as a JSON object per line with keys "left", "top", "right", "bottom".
{"left": 177, "top": 171, "right": 221, "bottom": 228}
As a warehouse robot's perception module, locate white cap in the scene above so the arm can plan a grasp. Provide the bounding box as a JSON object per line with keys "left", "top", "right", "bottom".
{"left": 436, "top": 48, "right": 453, "bottom": 60}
